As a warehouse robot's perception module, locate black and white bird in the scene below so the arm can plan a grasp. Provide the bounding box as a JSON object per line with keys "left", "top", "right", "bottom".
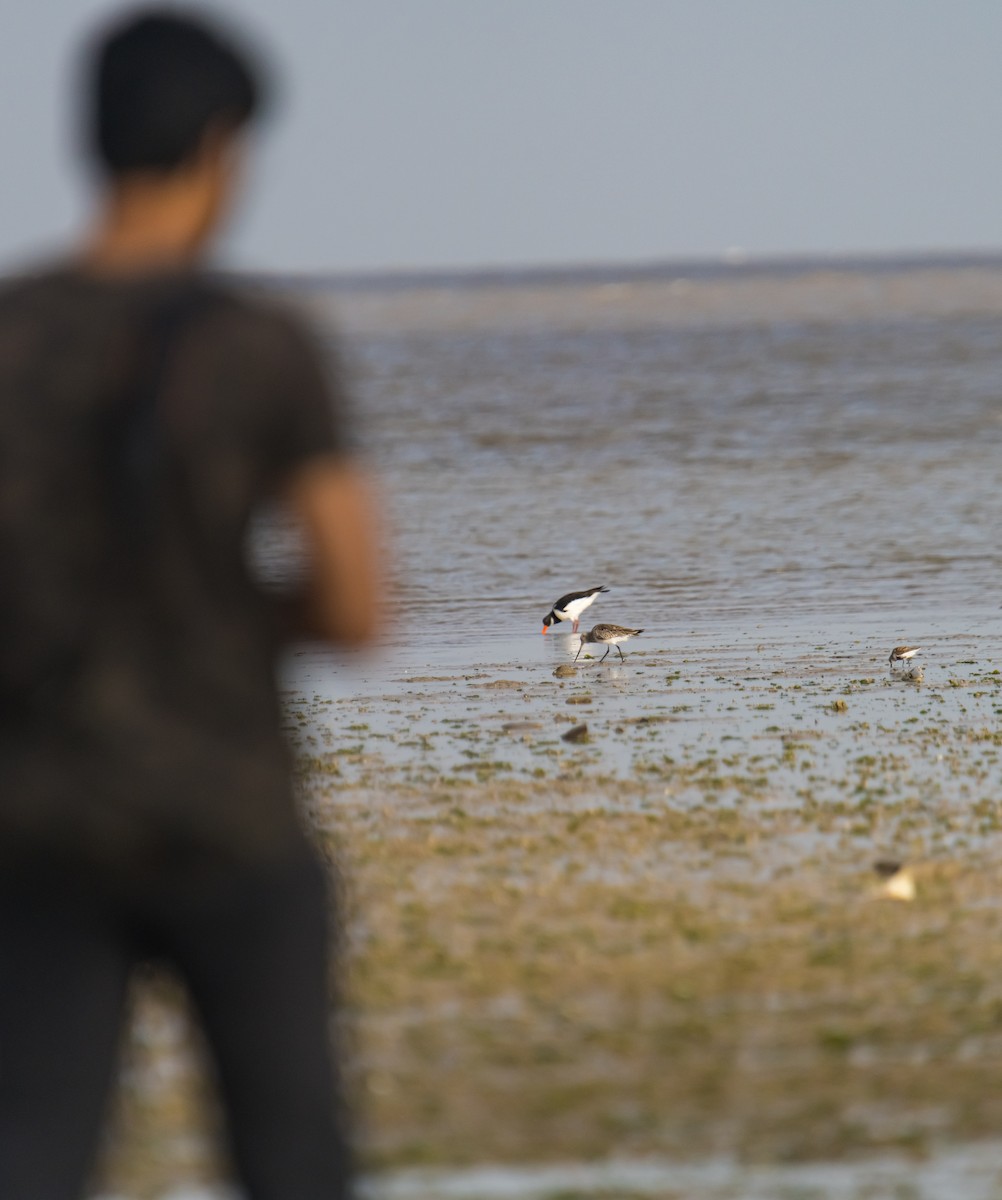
{"left": 888, "top": 645, "right": 921, "bottom": 670}
{"left": 542, "top": 586, "right": 609, "bottom": 634}
{"left": 574, "top": 624, "right": 644, "bottom": 663}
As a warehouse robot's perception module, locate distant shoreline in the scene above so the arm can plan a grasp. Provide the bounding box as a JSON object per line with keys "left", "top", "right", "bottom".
{"left": 260, "top": 247, "right": 1002, "bottom": 296}
{"left": 5, "top": 247, "right": 1002, "bottom": 298}
{"left": 271, "top": 253, "right": 1002, "bottom": 337}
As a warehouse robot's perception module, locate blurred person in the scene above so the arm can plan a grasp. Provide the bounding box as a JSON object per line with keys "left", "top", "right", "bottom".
{"left": 0, "top": 8, "right": 380, "bottom": 1199}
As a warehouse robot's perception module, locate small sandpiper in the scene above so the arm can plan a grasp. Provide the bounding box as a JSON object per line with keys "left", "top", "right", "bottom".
{"left": 889, "top": 645, "right": 921, "bottom": 671}
{"left": 574, "top": 623, "right": 644, "bottom": 663}
{"left": 542, "top": 586, "right": 609, "bottom": 634}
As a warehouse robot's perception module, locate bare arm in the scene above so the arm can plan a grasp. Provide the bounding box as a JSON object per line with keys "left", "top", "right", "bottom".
{"left": 282, "top": 456, "right": 384, "bottom": 647}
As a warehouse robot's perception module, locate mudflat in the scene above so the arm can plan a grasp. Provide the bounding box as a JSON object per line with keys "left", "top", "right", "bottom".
{"left": 98, "top": 615, "right": 1002, "bottom": 1197}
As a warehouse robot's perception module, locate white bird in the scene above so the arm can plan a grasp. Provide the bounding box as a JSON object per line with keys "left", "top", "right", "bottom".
{"left": 542, "top": 586, "right": 609, "bottom": 634}
{"left": 874, "top": 859, "right": 916, "bottom": 901}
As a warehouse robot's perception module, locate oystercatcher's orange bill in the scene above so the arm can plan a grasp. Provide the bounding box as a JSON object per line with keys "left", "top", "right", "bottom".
{"left": 541, "top": 625, "right": 549, "bottom": 635}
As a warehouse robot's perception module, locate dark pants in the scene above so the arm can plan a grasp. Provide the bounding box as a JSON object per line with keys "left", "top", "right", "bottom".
{"left": 0, "top": 844, "right": 350, "bottom": 1200}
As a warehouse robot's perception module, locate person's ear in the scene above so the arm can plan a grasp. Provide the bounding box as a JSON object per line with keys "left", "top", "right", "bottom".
{"left": 193, "top": 121, "right": 246, "bottom": 182}
{"left": 185, "top": 121, "right": 247, "bottom": 243}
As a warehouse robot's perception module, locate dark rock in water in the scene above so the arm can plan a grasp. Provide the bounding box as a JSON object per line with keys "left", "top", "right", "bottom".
{"left": 562, "top": 723, "right": 589, "bottom": 744}
{"left": 553, "top": 665, "right": 577, "bottom": 679}
{"left": 566, "top": 695, "right": 592, "bottom": 705}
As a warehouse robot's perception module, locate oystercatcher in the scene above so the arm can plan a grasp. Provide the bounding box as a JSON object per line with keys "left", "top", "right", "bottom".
{"left": 574, "top": 624, "right": 643, "bottom": 663}
{"left": 542, "top": 586, "right": 609, "bottom": 634}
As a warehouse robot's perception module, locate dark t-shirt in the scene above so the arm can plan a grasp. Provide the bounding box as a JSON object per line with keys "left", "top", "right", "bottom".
{"left": 0, "top": 266, "right": 348, "bottom": 878}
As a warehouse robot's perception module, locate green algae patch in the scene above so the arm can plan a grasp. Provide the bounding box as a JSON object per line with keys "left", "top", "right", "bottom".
{"left": 311, "top": 778, "right": 1002, "bottom": 1171}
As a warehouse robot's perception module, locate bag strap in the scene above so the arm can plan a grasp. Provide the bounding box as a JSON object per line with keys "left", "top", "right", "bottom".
{"left": 108, "top": 286, "right": 217, "bottom": 549}
{"left": 0, "top": 286, "right": 220, "bottom": 719}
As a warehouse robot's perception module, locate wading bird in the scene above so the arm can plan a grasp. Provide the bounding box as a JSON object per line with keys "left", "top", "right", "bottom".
{"left": 574, "top": 624, "right": 643, "bottom": 663}
{"left": 542, "top": 585, "right": 609, "bottom": 634}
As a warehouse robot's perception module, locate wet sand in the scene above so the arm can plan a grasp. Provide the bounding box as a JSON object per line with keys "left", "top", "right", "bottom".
{"left": 300, "top": 615, "right": 1002, "bottom": 1167}
{"left": 95, "top": 615, "right": 1002, "bottom": 1198}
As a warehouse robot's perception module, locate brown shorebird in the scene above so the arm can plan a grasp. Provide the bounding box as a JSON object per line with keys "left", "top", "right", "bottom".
{"left": 889, "top": 645, "right": 921, "bottom": 670}
{"left": 573, "top": 623, "right": 643, "bottom": 663}
{"left": 542, "top": 586, "right": 609, "bottom": 634}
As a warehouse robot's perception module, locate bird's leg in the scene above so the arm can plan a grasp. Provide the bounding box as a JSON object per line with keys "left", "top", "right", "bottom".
{"left": 572, "top": 620, "right": 579, "bottom": 632}
{"left": 616, "top": 644, "right": 625, "bottom": 662}
{"left": 600, "top": 646, "right": 610, "bottom": 663}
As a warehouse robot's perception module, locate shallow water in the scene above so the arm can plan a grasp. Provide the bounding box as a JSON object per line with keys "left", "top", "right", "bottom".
{"left": 94, "top": 1138, "right": 1002, "bottom": 1200}
{"left": 364, "top": 1144, "right": 1002, "bottom": 1200}
{"left": 282, "top": 255, "right": 1002, "bottom": 807}
{"left": 311, "top": 257, "right": 1002, "bottom": 649}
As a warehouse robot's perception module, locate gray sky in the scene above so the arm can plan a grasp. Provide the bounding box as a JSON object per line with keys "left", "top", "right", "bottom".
{"left": 3, "top": 1, "right": 1002, "bottom": 273}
